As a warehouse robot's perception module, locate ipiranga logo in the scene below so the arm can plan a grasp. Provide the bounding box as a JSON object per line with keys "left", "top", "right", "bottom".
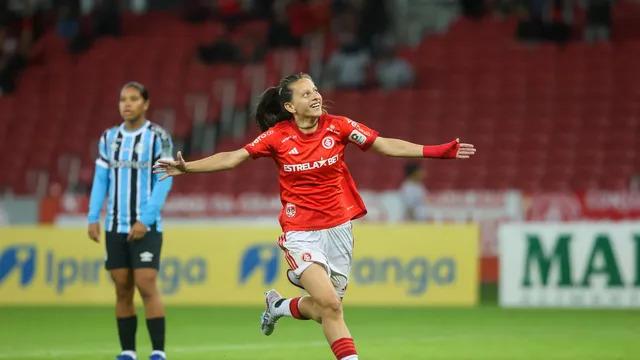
{"left": 0, "top": 245, "right": 36, "bottom": 287}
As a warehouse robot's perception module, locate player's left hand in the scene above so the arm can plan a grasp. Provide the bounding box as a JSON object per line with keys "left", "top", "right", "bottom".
{"left": 127, "top": 221, "right": 148, "bottom": 241}
{"left": 455, "top": 138, "right": 476, "bottom": 159}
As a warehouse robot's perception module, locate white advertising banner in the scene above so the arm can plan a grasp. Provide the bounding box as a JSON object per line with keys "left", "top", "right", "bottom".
{"left": 499, "top": 222, "right": 640, "bottom": 308}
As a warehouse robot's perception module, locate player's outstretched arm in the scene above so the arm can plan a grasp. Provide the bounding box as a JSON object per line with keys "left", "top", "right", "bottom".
{"left": 371, "top": 137, "right": 476, "bottom": 159}
{"left": 153, "top": 148, "right": 251, "bottom": 180}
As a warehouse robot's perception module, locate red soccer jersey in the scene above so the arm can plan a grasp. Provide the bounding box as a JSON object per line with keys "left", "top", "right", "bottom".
{"left": 244, "top": 113, "right": 379, "bottom": 232}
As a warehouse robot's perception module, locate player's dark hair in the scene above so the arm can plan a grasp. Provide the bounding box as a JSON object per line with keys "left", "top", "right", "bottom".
{"left": 255, "top": 73, "right": 312, "bottom": 132}
{"left": 122, "top": 81, "right": 150, "bottom": 101}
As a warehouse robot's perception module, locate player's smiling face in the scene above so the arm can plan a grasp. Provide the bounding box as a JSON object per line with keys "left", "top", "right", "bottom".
{"left": 119, "top": 86, "right": 149, "bottom": 122}
{"left": 285, "top": 78, "right": 323, "bottom": 119}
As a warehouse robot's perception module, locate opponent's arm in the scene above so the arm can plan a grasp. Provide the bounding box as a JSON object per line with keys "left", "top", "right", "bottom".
{"left": 371, "top": 137, "right": 476, "bottom": 159}
{"left": 154, "top": 149, "right": 251, "bottom": 180}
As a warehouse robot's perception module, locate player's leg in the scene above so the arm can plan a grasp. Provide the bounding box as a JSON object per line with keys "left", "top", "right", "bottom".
{"left": 131, "top": 229, "right": 165, "bottom": 360}
{"left": 106, "top": 232, "right": 137, "bottom": 360}
{"left": 299, "top": 264, "right": 358, "bottom": 360}
{"left": 261, "top": 232, "right": 324, "bottom": 335}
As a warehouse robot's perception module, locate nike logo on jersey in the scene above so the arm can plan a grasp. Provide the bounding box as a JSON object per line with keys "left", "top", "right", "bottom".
{"left": 288, "top": 147, "right": 300, "bottom": 155}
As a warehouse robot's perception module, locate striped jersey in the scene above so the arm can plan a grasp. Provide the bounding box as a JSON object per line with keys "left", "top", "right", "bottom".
{"left": 88, "top": 120, "right": 173, "bottom": 233}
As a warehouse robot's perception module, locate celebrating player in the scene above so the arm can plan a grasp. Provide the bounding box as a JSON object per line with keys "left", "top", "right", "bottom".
{"left": 154, "top": 73, "right": 475, "bottom": 360}
{"left": 88, "top": 82, "right": 173, "bottom": 360}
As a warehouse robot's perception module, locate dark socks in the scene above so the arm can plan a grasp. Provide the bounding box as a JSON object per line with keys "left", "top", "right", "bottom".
{"left": 146, "top": 317, "right": 165, "bottom": 351}
{"left": 117, "top": 316, "right": 137, "bottom": 351}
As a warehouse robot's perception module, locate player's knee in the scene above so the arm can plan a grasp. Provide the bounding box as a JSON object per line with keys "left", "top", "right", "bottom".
{"left": 135, "top": 279, "right": 158, "bottom": 300}
{"left": 115, "top": 285, "right": 134, "bottom": 302}
{"left": 318, "top": 296, "right": 342, "bottom": 319}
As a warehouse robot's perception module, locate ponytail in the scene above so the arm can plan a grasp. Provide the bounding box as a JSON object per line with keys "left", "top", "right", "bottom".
{"left": 255, "top": 73, "right": 312, "bottom": 132}
{"left": 255, "top": 87, "right": 289, "bottom": 132}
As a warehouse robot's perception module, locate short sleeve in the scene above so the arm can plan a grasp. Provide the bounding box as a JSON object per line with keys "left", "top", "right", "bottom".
{"left": 153, "top": 126, "right": 174, "bottom": 162}
{"left": 96, "top": 131, "right": 109, "bottom": 169}
{"left": 337, "top": 116, "right": 379, "bottom": 151}
{"left": 244, "top": 129, "right": 277, "bottom": 159}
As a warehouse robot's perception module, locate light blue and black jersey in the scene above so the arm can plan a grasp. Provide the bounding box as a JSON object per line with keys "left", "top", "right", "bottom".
{"left": 88, "top": 120, "right": 173, "bottom": 233}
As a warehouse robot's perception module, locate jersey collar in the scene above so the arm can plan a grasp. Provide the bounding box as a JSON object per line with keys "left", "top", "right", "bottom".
{"left": 290, "top": 114, "right": 326, "bottom": 138}
{"left": 119, "top": 120, "right": 150, "bottom": 136}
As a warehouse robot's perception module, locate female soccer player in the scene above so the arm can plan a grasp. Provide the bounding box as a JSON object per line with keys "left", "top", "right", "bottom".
{"left": 154, "top": 73, "right": 475, "bottom": 360}
{"left": 88, "top": 82, "right": 173, "bottom": 360}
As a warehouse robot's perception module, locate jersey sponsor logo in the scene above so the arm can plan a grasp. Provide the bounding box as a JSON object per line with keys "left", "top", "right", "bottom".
{"left": 140, "top": 251, "right": 154, "bottom": 262}
{"left": 326, "top": 125, "right": 340, "bottom": 135}
{"left": 249, "top": 130, "right": 274, "bottom": 147}
{"left": 322, "top": 136, "right": 335, "bottom": 149}
{"left": 346, "top": 118, "right": 359, "bottom": 127}
{"left": 302, "top": 252, "right": 312, "bottom": 262}
{"left": 283, "top": 154, "right": 339, "bottom": 173}
{"left": 0, "top": 245, "right": 36, "bottom": 286}
{"left": 109, "top": 160, "right": 152, "bottom": 169}
{"left": 288, "top": 147, "right": 300, "bottom": 155}
{"left": 285, "top": 203, "right": 296, "bottom": 218}
{"left": 281, "top": 135, "right": 297, "bottom": 143}
{"left": 349, "top": 130, "right": 367, "bottom": 145}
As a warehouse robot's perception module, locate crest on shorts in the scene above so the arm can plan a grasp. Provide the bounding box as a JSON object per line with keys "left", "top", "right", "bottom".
{"left": 322, "top": 136, "right": 335, "bottom": 150}
{"left": 285, "top": 203, "right": 296, "bottom": 218}
{"left": 302, "top": 253, "right": 312, "bottom": 262}
{"left": 140, "top": 251, "right": 154, "bottom": 262}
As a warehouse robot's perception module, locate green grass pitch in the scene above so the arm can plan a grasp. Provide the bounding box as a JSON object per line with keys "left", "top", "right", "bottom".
{"left": 0, "top": 306, "right": 638, "bottom": 359}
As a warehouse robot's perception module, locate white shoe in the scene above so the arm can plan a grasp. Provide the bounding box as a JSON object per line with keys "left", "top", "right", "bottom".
{"left": 260, "top": 289, "right": 283, "bottom": 336}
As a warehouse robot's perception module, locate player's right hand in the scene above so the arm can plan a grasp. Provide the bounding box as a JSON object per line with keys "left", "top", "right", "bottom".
{"left": 153, "top": 151, "right": 187, "bottom": 181}
{"left": 88, "top": 223, "right": 100, "bottom": 243}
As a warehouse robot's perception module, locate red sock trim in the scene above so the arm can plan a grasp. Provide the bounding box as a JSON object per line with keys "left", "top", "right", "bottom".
{"left": 289, "top": 297, "right": 308, "bottom": 320}
{"left": 331, "top": 337, "right": 357, "bottom": 360}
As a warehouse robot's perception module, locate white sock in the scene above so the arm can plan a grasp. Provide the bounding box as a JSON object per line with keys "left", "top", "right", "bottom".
{"left": 341, "top": 356, "right": 358, "bottom": 360}
{"left": 272, "top": 298, "right": 293, "bottom": 317}
{"left": 151, "top": 350, "right": 166, "bottom": 359}
{"left": 120, "top": 350, "right": 137, "bottom": 359}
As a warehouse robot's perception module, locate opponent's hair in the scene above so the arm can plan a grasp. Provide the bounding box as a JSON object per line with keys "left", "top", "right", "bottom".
{"left": 255, "top": 73, "right": 312, "bottom": 132}
{"left": 121, "top": 81, "right": 149, "bottom": 101}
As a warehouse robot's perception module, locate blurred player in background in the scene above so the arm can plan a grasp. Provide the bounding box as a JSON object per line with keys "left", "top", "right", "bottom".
{"left": 400, "top": 161, "right": 429, "bottom": 221}
{"left": 154, "top": 73, "right": 475, "bottom": 360}
{"left": 87, "top": 82, "right": 174, "bottom": 360}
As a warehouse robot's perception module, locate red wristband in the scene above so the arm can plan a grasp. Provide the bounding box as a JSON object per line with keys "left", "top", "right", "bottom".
{"left": 422, "top": 139, "right": 459, "bottom": 159}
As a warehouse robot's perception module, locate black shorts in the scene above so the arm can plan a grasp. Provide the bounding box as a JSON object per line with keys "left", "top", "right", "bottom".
{"left": 105, "top": 227, "right": 163, "bottom": 270}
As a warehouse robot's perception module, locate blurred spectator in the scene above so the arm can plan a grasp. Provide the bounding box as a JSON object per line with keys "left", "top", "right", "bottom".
{"left": 584, "top": 0, "right": 612, "bottom": 42}
{"left": 460, "top": 0, "right": 486, "bottom": 18}
{"left": 323, "top": 34, "right": 370, "bottom": 89}
{"left": 56, "top": 0, "right": 80, "bottom": 40}
{"left": 399, "top": 162, "right": 429, "bottom": 221}
{"left": 374, "top": 42, "right": 414, "bottom": 90}
{"left": 357, "top": 0, "right": 388, "bottom": 49}
{"left": 268, "top": 0, "right": 301, "bottom": 48}
{"left": 287, "top": 0, "right": 330, "bottom": 39}
{"left": 516, "top": 0, "right": 572, "bottom": 43}
{"left": 331, "top": 1, "right": 359, "bottom": 47}
{"left": 183, "top": 0, "right": 213, "bottom": 22}
{"left": 92, "top": 0, "right": 121, "bottom": 37}
{"left": 197, "top": 25, "right": 243, "bottom": 64}
{"left": 630, "top": 173, "right": 640, "bottom": 192}
{"left": 0, "top": 11, "right": 33, "bottom": 95}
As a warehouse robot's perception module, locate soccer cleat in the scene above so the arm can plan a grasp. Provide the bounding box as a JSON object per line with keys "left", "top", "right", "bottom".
{"left": 149, "top": 350, "right": 166, "bottom": 360}
{"left": 116, "top": 355, "right": 135, "bottom": 360}
{"left": 260, "top": 289, "right": 283, "bottom": 336}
